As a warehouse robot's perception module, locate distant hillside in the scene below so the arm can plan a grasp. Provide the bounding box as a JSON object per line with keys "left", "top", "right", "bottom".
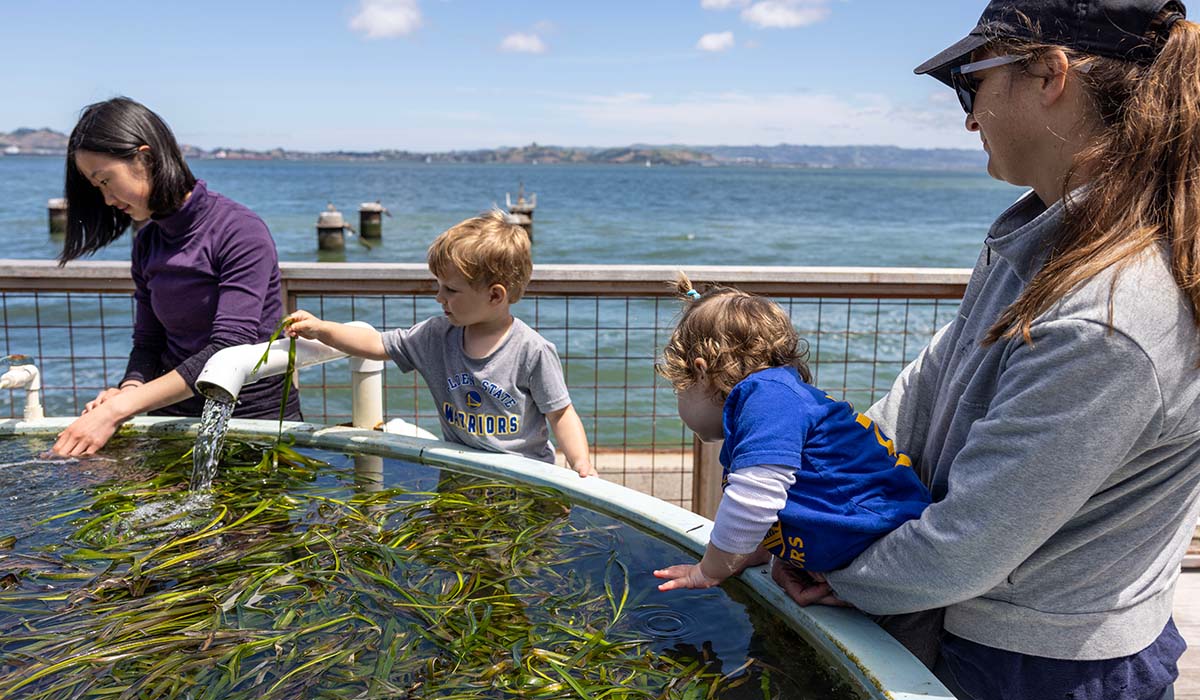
{"left": 704, "top": 144, "right": 988, "bottom": 170}
{"left": 203, "top": 143, "right": 714, "bottom": 166}
{"left": 0, "top": 128, "right": 985, "bottom": 170}
{"left": 0, "top": 128, "right": 68, "bottom": 154}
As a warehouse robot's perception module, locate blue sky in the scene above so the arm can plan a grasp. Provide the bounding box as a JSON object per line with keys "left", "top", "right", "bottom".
{"left": 3, "top": 1, "right": 987, "bottom": 151}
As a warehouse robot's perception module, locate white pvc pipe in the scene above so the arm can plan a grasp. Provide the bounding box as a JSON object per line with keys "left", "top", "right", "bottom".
{"left": 0, "top": 364, "right": 43, "bottom": 421}
{"left": 194, "top": 322, "right": 381, "bottom": 429}
{"left": 349, "top": 356, "right": 385, "bottom": 429}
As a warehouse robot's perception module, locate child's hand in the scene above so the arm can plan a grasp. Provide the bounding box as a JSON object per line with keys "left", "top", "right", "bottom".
{"left": 572, "top": 459, "right": 597, "bottom": 478}
{"left": 654, "top": 563, "right": 724, "bottom": 591}
{"left": 655, "top": 542, "right": 761, "bottom": 592}
{"left": 285, "top": 310, "right": 325, "bottom": 340}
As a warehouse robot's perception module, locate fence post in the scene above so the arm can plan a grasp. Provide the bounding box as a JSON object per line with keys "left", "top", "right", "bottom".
{"left": 691, "top": 435, "right": 723, "bottom": 519}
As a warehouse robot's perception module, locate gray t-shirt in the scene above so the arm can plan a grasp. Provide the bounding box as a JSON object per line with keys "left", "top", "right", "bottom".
{"left": 381, "top": 316, "right": 572, "bottom": 463}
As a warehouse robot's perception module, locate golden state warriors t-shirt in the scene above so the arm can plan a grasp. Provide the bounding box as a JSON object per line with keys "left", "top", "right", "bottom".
{"left": 381, "top": 316, "right": 572, "bottom": 463}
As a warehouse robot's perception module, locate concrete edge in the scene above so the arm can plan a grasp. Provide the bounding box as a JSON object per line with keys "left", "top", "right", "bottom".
{"left": 1, "top": 417, "right": 954, "bottom": 700}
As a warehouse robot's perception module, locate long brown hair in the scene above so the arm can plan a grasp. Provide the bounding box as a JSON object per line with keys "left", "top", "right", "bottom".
{"left": 984, "top": 7, "right": 1200, "bottom": 344}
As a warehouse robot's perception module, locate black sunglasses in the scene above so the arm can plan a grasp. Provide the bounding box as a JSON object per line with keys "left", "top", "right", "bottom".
{"left": 948, "top": 55, "right": 1024, "bottom": 114}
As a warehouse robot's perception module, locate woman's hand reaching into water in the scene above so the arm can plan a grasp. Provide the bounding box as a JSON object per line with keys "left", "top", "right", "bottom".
{"left": 53, "top": 403, "right": 123, "bottom": 457}
{"left": 54, "top": 373, "right": 192, "bottom": 458}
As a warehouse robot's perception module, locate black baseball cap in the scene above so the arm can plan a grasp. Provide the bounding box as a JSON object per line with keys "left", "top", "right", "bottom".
{"left": 915, "top": 0, "right": 1187, "bottom": 87}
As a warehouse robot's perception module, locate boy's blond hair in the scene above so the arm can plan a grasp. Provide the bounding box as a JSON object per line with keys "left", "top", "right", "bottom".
{"left": 427, "top": 210, "right": 533, "bottom": 302}
{"left": 658, "top": 273, "right": 811, "bottom": 400}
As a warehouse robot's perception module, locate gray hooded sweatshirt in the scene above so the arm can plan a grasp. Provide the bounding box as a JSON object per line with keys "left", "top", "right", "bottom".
{"left": 826, "top": 190, "right": 1200, "bottom": 660}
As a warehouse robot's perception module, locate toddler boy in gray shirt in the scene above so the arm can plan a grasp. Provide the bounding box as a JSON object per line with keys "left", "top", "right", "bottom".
{"left": 287, "top": 211, "right": 595, "bottom": 477}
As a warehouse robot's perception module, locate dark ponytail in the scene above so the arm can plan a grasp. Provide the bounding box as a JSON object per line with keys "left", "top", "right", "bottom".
{"left": 60, "top": 97, "right": 196, "bottom": 264}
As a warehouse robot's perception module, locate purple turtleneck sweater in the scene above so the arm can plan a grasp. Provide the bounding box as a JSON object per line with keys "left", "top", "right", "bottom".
{"left": 123, "top": 180, "right": 301, "bottom": 419}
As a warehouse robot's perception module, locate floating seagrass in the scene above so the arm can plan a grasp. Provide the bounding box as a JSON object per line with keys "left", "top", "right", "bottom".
{"left": 0, "top": 438, "right": 844, "bottom": 699}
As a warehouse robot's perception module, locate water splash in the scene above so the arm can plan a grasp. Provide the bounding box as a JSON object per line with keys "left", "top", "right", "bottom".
{"left": 190, "top": 399, "right": 234, "bottom": 491}
{"left": 122, "top": 493, "right": 214, "bottom": 535}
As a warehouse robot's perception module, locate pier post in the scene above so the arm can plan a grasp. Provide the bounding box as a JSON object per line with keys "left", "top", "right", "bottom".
{"left": 359, "top": 202, "right": 387, "bottom": 240}
{"left": 47, "top": 198, "right": 67, "bottom": 238}
{"left": 504, "top": 183, "right": 536, "bottom": 240}
{"left": 317, "top": 204, "right": 348, "bottom": 251}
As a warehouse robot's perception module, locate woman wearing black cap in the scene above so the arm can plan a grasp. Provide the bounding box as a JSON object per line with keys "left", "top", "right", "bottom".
{"left": 773, "top": 2, "right": 1197, "bottom": 698}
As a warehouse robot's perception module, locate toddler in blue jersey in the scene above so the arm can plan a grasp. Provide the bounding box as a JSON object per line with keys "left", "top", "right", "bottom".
{"left": 653, "top": 274, "right": 931, "bottom": 592}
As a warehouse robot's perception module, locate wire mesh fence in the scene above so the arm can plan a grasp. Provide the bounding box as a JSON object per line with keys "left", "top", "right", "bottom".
{"left": 0, "top": 262, "right": 966, "bottom": 509}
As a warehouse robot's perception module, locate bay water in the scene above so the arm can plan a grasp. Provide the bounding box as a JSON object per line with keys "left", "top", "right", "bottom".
{"left": 0, "top": 156, "right": 1020, "bottom": 446}
{"left": 1, "top": 156, "right": 1019, "bottom": 267}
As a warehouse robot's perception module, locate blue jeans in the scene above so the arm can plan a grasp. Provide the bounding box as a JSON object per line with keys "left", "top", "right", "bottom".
{"left": 934, "top": 658, "right": 1174, "bottom": 700}
{"left": 931, "top": 619, "right": 1184, "bottom": 700}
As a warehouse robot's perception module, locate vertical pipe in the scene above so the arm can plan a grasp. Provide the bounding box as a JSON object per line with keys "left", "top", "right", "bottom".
{"left": 353, "top": 454, "right": 384, "bottom": 492}
{"left": 349, "top": 356, "right": 385, "bottom": 429}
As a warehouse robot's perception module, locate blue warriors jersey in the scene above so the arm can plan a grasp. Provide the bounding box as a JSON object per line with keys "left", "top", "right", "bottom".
{"left": 720, "top": 366, "right": 931, "bottom": 571}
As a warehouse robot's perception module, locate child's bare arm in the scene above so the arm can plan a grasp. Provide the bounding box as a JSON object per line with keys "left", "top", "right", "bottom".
{"left": 546, "top": 404, "right": 596, "bottom": 477}
{"left": 285, "top": 310, "right": 389, "bottom": 360}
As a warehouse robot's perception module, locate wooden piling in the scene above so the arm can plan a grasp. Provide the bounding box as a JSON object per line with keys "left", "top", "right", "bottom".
{"left": 505, "top": 183, "right": 537, "bottom": 240}
{"left": 317, "top": 204, "right": 348, "bottom": 251}
{"left": 47, "top": 198, "right": 67, "bottom": 237}
{"left": 359, "top": 202, "right": 387, "bottom": 240}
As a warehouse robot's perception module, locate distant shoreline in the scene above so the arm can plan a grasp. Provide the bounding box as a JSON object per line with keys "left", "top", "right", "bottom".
{"left": 0, "top": 151, "right": 989, "bottom": 172}
{"left": 0, "top": 129, "right": 988, "bottom": 172}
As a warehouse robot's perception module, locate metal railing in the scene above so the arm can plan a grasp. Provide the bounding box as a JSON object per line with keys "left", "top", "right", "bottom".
{"left": 0, "top": 260, "right": 968, "bottom": 509}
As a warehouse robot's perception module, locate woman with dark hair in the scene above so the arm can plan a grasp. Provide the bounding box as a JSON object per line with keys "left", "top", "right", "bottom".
{"left": 771, "top": 1, "right": 1198, "bottom": 698}
{"left": 52, "top": 97, "right": 300, "bottom": 457}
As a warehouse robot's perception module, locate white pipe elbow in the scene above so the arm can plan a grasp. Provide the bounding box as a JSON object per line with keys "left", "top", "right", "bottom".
{"left": 0, "top": 364, "right": 39, "bottom": 392}
{"left": 0, "top": 364, "right": 43, "bottom": 421}
{"left": 194, "top": 322, "right": 378, "bottom": 404}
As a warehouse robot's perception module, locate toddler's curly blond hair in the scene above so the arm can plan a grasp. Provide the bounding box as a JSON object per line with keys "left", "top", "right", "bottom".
{"left": 658, "top": 273, "right": 811, "bottom": 400}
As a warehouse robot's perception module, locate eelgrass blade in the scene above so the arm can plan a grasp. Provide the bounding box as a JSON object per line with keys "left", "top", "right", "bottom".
{"left": 250, "top": 317, "right": 293, "bottom": 376}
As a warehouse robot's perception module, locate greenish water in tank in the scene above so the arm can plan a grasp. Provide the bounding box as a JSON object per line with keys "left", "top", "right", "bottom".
{"left": 0, "top": 436, "right": 859, "bottom": 699}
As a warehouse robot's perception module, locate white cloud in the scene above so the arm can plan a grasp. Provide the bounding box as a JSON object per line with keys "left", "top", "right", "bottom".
{"left": 696, "top": 31, "right": 735, "bottom": 52}
{"left": 579, "top": 92, "right": 654, "bottom": 106}
{"left": 563, "top": 90, "right": 980, "bottom": 149}
{"left": 500, "top": 32, "right": 547, "bottom": 54}
{"left": 741, "top": 1, "right": 830, "bottom": 28}
{"left": 701, "top": 0, "right": 748, "bottom": 8}
{"left": 349, "top": 0, "right": 421, "bottom": 39}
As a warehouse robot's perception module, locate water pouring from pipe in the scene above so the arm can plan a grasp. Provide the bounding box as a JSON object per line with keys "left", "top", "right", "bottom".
{"left": 189, "top": 321, "right": 383, "bottom": 490}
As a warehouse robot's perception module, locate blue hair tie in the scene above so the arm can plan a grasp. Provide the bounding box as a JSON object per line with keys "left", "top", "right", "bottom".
{"left": 685, "top": 290, "right": 701, "bottom": 301}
